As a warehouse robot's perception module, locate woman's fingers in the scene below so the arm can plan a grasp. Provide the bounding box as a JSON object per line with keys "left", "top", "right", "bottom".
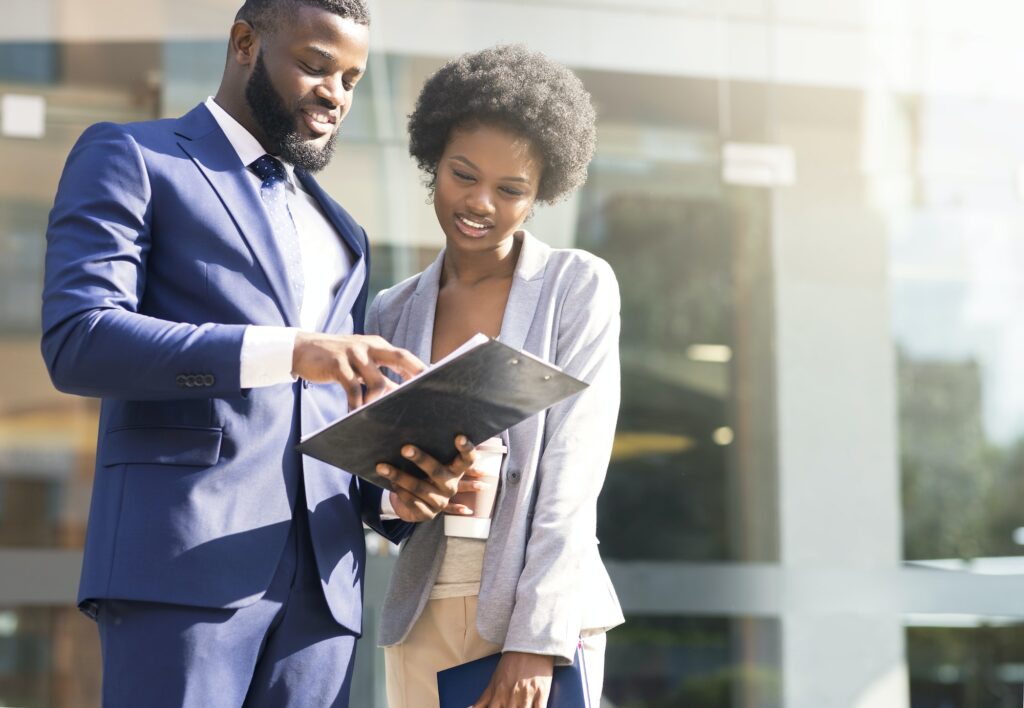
{"left": 375, "top": 436, "right": 484, "bottom": 522}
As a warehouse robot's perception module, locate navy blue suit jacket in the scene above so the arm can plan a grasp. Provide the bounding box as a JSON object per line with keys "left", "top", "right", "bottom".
{"left": 41, "top": 103, "right": 411, "bottom": 634}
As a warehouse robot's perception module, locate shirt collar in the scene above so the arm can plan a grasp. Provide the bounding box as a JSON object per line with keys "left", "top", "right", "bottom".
{"left": 204, "top": 96, "right": 298, "bottom": 188}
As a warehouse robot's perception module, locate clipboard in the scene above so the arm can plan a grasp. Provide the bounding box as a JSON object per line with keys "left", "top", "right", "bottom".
{"left": 297, "top": 334, "right": 587, "bottom": 491}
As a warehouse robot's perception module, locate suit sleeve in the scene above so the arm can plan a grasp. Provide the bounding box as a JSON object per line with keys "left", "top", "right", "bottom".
{"left": 502, "top": 257, "right": 621, "bottom": 664}
{"left": 40, "top": 122, "right": 247, "bottom": 400}
{"left": 359, "top": 482, "right": 415, "bottom": 544}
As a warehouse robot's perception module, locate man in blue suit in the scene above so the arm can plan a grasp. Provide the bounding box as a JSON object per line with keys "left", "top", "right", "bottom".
{"left": 40, "top": 0, "right": 471, "bottom": 704}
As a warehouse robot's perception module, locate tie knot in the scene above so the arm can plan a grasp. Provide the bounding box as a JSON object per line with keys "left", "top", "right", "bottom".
{"left": 250, "top": 154, "right": 288, "bottom": 186}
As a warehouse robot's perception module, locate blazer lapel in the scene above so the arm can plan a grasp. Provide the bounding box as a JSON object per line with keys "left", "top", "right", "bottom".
{"left": 174, "top": 104, "right": 299, "bottom": 325}
{"left": 403, "top": 232, "right": 548, "bottom": 362}
{"left": 406, "top": 252, "right": 445, "bottom": 363}
{"left": 498, "top": 231, "right": 550, "bottom": 351}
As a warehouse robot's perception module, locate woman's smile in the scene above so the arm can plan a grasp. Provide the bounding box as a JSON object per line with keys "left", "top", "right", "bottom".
{"left": 433, "top": 123, "right": 542, "bottom": 253}
{"left": 454, "top": 214, "right": 494, "bottom": 238}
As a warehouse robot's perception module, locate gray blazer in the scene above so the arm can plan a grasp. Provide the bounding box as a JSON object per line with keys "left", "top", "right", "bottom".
{"left": 368, "top": 231, "right": 625, "bottom": 664}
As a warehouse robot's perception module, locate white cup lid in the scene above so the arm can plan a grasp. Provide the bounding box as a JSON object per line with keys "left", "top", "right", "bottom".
{"left": 475, "top": 441, "right": 507, "bottom": 454}
{"left": 444, "top": 515, "right": 491, "bottom": 539}
{"left": 474, "top": 435, "right": 506, "bottom": 452}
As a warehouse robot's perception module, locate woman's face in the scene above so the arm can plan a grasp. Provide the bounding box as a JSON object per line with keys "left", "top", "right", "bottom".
{"left": 433, "top": 122, "right": 542, "bottom": 254}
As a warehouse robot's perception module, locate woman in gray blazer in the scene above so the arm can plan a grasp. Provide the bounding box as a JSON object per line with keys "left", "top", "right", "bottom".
{"left": 369, "top": 45, "right": 624, "bottom": 707}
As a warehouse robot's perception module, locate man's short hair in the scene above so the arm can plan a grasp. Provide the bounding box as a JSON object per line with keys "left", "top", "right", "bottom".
{"left": 236, "top": 0, "right": 370, "bottom": 30}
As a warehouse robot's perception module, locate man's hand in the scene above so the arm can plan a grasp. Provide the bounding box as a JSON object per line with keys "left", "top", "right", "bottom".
{"left": 292, "top": 333, "right": 425, "bottom": 410}
{"left": 378, "top": 435, "right": 477, "bottom": 522}
{"left": 472, "top": 652, "right": 554, "bottom": 708}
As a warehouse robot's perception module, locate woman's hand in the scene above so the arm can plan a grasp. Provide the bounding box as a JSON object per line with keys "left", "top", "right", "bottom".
{"left": 473, "top": 652, "right": 554, "bottom": 708}
{"left": 380, "top": 435, "right": 477, "bottom": 522}
{"left": 444, "top": 463, "right": 497, "bottom": 512}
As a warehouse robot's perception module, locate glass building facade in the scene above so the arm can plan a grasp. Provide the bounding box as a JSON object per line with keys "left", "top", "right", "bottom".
{"left": 2, "top": 1, "right": 1024, "bottom": 706}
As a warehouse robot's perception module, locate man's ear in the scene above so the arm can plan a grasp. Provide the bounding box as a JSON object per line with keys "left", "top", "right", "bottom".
{"left": 228, "top": 20, "right": 259, "bottom": 67}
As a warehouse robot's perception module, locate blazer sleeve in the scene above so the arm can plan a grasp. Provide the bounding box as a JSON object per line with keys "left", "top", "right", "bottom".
{"left": 502, "top": 256, "right": 621, "bottom": 664}
{"left": 356, "top": 290, "right": 416, "bottom": 543}
{"left": 40, "top": 122, "right": 247, "bottom": 400}
{"left": 364, "top": 289, "right": 384, "bottom": 337}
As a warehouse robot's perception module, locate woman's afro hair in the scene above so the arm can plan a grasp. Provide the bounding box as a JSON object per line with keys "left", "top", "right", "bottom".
{"left": 407, "top": 44, "right": 597, "bottom": 204}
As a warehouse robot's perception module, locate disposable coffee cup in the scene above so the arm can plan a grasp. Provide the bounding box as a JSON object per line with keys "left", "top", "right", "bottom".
{"left": 444, "top": 438, "right": 506, "bottom": 539}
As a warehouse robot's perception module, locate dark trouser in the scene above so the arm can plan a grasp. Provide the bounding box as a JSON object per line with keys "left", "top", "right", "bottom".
{"left": 97, "top": 477, "right": 357, "bottom": 707}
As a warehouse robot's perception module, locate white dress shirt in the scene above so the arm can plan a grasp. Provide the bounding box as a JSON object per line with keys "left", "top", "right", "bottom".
{"left": 203, "top": 99, "right": 400, "bottom": 519}
{"left": 204, "top": 97, "right": 353, "bottom": 388}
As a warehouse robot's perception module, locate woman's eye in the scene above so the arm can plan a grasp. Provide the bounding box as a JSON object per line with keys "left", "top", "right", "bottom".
{"left": 500, "top": 187, "right": 524, "bottom": 197}
{"left": 453, "top": 170, "right": 474, "bottom": 181}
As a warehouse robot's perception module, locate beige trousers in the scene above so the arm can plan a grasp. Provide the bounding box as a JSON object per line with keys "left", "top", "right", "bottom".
{"left": 384, "top": 595, "right": 607, "bottom": 708}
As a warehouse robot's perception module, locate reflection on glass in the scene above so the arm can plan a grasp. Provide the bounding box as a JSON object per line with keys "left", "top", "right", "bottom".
{"left": 907, "top": 621, "right": 1024, "bottom": 708}
{"left": 367, "top": 243, "right": 443, "bottom": 304}
{"left": 0, "top": 40, "right": 159, "bottom": 554}
{"left": 894, "top": 218, "right": 1024, "bottom": 562}
{"left": 605, "top": 615, "right": 781, "bottom": 708}
{"left": 0, "top": 606, "right": 100, "bottom": 708}
{"left": 0, "top": 202, "right": 46, "bottom": 333}
{"left": 0, "top": 397, "right": 97, "bottom": 549}
{"left": 578, "top": 152, "right": 777, "bottom": 563}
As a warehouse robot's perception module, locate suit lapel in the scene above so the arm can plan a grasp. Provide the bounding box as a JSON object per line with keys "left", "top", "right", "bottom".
{"left": 322, "top": 261, "right": 365, "bottom": 335}
{"left": 174, "top": 105, "right": 299, "bottom": 326}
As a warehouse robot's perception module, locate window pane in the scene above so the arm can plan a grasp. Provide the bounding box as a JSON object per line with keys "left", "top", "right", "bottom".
{"left": 0, "top": 606, "right": 100, "bottom": 708}
{"left": 0, "top": 38, "right": 158, "bottom": 552}
{"left": 572, "top": 79, "right": 779, "bottom": 562}
{"left": 894, "top": 97, "right": 1024, "bottom": 563}
{"left": 605, "top": 615, "right": 781, "bottom": 707}
{"left": 907, "top": 620, "right": 1024, "bottom": 708}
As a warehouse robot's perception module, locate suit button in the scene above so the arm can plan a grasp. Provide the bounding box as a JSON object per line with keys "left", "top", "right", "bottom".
{"left": 507, "top": 470, "right": 521, "bottom": 484}
{"left": 203, "top": 374, "right": 215, "bottom": 386}
{"left": 176, "top": 375, "right": 186, "bottom": 387}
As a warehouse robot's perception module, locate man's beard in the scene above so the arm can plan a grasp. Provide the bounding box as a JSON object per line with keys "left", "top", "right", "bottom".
{"left": 245, "top": 50, "right": 338, "bottom": 173}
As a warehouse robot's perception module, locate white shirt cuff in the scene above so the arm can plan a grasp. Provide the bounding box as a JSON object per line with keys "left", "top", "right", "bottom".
{"left": 380, "top": 491, "right": 399, "bottom": 520}
{"left": 240, "top": 326, "right": 301, "bottom": 388}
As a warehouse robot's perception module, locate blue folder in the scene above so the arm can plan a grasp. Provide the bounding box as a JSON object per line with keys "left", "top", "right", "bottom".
{"left": 437, "top": 646, "right": 590, "bottom": 708}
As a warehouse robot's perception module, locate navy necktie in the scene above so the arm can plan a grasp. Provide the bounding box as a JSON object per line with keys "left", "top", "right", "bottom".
{"left": 250, "top": 154, "right": 303, "bottom": 314}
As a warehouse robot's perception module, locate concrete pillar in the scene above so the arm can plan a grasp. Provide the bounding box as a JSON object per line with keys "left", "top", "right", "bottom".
{"left": 771, "top": 86, "right": 909, "bottom": 708}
